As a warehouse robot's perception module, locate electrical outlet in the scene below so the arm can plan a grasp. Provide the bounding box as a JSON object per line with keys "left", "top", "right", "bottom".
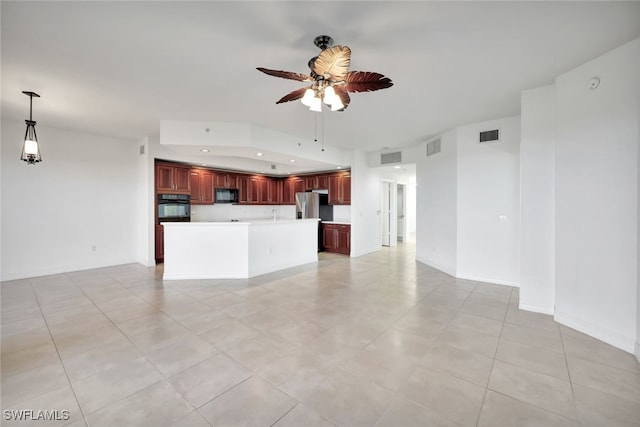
{"left": 91, "top": 245, "right": 97, "bottom": 252}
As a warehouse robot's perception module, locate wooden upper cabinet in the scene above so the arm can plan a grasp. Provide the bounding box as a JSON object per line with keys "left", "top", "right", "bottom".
{"left": 248, "top": 176, "right": 260, "bottom": 204}
{"left": 341, "top": 174, "right": 351, "bottom": 204}
{"left": 260, "top": 177, "right": 278, "bottom": 204}
{"left": 294, "top": 178, "right": 305, "bottom": 194}
{"left": 237, "top": 175, "right": 249, "bottom": 203}
{"left": 155, "top": 162, "right": 191, "bottom": 194}
{"left": 190, "top": 169, "right": 214, "bottom": 205}
{"left": 328, "top": 173, "right": 351, "bottom": 205}
{"left": 306, "top": 174, "right": 329, "bottom": 190}
{"left": 214, "top": 172, "right": 237, "bottom": 189}
{"left": 281, "top": 178, "right": 296, "bottom": 204}
{"left": 156, "top": 164, "right": 174, "bottom": 193}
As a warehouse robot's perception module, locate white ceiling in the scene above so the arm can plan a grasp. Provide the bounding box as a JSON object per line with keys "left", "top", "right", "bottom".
{"left": 2, "top": 1, "right": 639, "bottom": 170}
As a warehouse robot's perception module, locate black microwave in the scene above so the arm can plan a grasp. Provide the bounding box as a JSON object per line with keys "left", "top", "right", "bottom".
{"left": 215, "top": 188, "right": 239, "bottom": 203}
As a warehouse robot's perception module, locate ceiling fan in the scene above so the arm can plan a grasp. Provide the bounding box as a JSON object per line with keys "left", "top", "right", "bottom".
{"left": 257, "top": 35, "right": 393, "bottom": 112}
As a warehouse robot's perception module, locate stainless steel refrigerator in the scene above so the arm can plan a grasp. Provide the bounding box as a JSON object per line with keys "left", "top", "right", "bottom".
{"left": 295, "top": 192, "right": 319, "bottom": 219}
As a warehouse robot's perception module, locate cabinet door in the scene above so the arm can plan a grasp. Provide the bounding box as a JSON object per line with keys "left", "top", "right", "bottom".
{"left": 337, "top": 225, "right": 351, "bottom": 255}
{"left": 341, "top": 175, "right": 351, "bottom": 204}
{"left": 305, "top": 176, "right": 317, "bottom": 190}
{"left": 155, "top": 225, "right": 164, "bottom": 262}
{"left": 294, "top": 178, "right": 306, "bottom": 194}
{"left": 237, "top": 175, "right": 249, "bottom": 203}
{"left": 200, "top": 170, "right": 214, "bottom": 204}
{"left": 248, "top": 176, "right": 260, "bottom": 204}
{"left": 173, "top": 167, "right": 191, "bottom": 194}
{"left": 267, "top": 178, "right": 278, "bottom": 203}
{"left": 258, "top": 178, "right": 269, "bottom": 204}
{"left": 328, "top": 175, "right": 340, "bottom": 205}
{"left": 155, "top": 164, "right": 175, "bottom": 193}
{"left": 316, "top": 175, "right": 329, "bottom": 190}
{"left": 323, "top": 225, "right": 338, "bottom": 251}
{"left": 214, "top": 172, "right": 237, "bottom": 189}
{"left": 214, "top": 173, "right": 226, "bottom": 188}
{"left": 281, "top": 178, "right": 294, "bottom": 204}
{"left": 189, "top": 170, "right": 202, "bottom": 204}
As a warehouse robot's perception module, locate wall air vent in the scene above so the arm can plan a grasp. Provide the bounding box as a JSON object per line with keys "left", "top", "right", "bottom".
{"left": 479, "top": 129, "right": 500, "bottom": 143}
{"left": 380, "top": 151, "right": 402, "bottom": 164}
{"left": 426, "top": 138, "right": 441, "bottom": 157}
{"left": 139, "top": 145, "right": 145, "bottom": 155}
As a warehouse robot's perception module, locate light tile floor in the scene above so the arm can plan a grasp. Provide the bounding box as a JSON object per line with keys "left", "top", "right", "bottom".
{"left": 2, "top": 242, "right": 640, "bottom": 426}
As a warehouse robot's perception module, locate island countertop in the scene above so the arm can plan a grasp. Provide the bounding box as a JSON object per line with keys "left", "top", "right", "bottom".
{"left": 161, "top": 218, "right": 320, "bottom": 280}
{"left": 165, "top": 218, "right": 320, "bottom": 226}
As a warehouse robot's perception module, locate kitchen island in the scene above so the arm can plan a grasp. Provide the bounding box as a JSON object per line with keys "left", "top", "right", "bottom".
{"left": 161, "top": 218, "right": 320, "bottom": 280}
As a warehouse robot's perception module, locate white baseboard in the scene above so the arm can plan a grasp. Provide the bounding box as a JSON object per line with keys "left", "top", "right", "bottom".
{"left": 415, "top": 256, "right": 456, "bottom": 277}
{"left": 555, "top": 310, "right": 636, "bottom": 354}
{"left": 0, "top": 257, "right": 139, "bottom": 282}
{"left": 519, "top": 303, "right": 555, "bottom": 315}
{"left": 351, "top": 245, "right": 381, "bottom": 258}
{"left": 455, "top": 272, "right": 520, "bottom": 288}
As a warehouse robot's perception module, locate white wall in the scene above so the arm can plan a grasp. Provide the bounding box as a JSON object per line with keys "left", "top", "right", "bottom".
{"left": 637, "top": 102, "right": 640, "bottom": 362}
{"left": 416, "top": 129, "right": 458, "bottom": 276}
{"left": 519, "top": 86, "right": 556, "bottom": 313}
{"left": 554, "top": 38, "right": 639, "bottom": 352}
{"left": 406, "top": 179, "right": 417, "bottom": 235}
{"left": 456, "top": 116, "right": 521, "bottom": 286}
{"left": 350, "top": 149, "right": 382, "bottom": 257}
{"left": 136, "top": 137, "right": 154, "bottom": 266}
{"left": 1, "top": 120, "right": 139, "bottom": 280}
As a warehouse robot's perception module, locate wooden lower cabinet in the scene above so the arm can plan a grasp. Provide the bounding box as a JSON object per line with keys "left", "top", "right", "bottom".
{"left": 155, "top": 225, "right": 164, "bottom": 262}
{"left": 322, "top": 223, "right": 350, "bottom": 255}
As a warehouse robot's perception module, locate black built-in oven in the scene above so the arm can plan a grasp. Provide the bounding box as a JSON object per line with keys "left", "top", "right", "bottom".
{"left": 158, "top": 194, "right": 191, "bottom": 222}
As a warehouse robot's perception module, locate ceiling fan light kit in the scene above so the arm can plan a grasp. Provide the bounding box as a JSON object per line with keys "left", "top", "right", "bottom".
{"left": 257, "top": 35, "right": 393, "bottom": 112}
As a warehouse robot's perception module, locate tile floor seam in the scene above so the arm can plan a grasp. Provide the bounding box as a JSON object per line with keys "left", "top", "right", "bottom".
{"left": 191, "top": 370, "right": 256, "bottom": 410}
{"left": 268, "top": 401, "right": 299, "bottom": 426}
{"left": 475, "top": 285, "right": 512, "bottom": 427}
{"left": 31, "top": 274, "right": 90, "bottom": 427}
{"left": 54, "top": 275, "right": 193, "bottom": 416}
{"left": 559, "top": 323, "right": 582, "bottom": 425}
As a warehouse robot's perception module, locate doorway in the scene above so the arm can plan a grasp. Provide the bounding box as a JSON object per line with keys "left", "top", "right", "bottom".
{"left": 381, "top": 180, "right": 396, "bottom": 247}
{"left": 397, "top": 184, "right": 407, "bottom": 242}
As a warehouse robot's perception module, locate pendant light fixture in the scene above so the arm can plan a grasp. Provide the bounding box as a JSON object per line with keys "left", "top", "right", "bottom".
{"left": 21, "top": 91, "right": 42, "bottom": 165}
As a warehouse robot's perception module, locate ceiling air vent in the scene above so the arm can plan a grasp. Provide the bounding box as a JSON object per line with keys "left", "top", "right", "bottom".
{"left": 271, "top": 164, "right": 277, "bottom": 170}
{"left": 380, "top": 151, "right": 402, "bottom": 164}
{"left": 479, "top": 129, "right": 500, "bottom": 143}
{"left": 426, "top": 138, "right": 441, "bottom": 157}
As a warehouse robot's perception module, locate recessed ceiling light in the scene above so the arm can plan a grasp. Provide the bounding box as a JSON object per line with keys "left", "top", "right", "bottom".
{"left": 256, "top": 152, "right": 263, "bottom": 157}
{"left": 200, "top": 149, "right": 209, "bottom": 153}
{"left": 336, "top": 166, "right": 342, "bottom": 169}
{"left": 290, "top": 159, "right": 296, "bottom": 163}
{"left": 394, "top": 166, "right": 401, "bottom": 169}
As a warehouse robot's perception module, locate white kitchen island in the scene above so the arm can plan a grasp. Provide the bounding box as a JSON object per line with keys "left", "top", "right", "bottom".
{"left": 162, "top": 218, "right": 320, "bottom": 280}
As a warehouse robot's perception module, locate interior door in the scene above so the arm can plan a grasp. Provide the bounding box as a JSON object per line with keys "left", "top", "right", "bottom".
{"left": 397, "top": 184, "right": 405, "bottom": 242}
{"left": 381, "top": 181, "right": 391, "bottom": 246}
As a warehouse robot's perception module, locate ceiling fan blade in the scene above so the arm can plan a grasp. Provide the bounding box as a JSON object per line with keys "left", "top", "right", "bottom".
{"left": 275, "top": 87, "right": 308, "bottom": 104}
{"left": 343, "top": 71, "right": 393, "bottom": 92}
{"left": 312, "top": 45, "right": 351, "bottom": 81}
{"left": 256, "top": 67, "right": 312, "bottom": 82}
{"left": 334, "top": 86, "right": 351, "bottom": 111}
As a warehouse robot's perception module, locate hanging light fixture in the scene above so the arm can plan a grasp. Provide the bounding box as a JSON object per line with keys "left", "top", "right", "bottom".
{"left": 20, "top": 91, "right": 42, "bottom": 165}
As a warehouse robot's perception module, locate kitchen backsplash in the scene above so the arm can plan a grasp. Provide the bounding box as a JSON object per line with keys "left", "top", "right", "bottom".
{"left": 333, "top": 205, "right": 351, "bottom": 222}
{"left": 191, "top": 204, "right": 296, "bottom": 222}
